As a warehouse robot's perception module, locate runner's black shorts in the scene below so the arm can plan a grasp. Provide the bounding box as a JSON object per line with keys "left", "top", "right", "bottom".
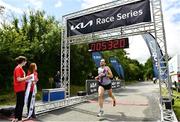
{"left": 98, "top": 82, "right": 112, "bottom": 90}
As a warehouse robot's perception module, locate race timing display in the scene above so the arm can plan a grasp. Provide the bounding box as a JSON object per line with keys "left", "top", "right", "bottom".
{"left": 89, "top": 38, "right": 129, "bottom": 52}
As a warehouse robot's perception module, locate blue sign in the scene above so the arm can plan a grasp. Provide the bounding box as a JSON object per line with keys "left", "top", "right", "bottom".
{"left": 91, "top": 52, "right": 103, "bottom": 67}
{"left": 142, "top": 33, "right": 167, "bottom": 79}
{"left": 109, "top": 57, "right": 125, "bottom": 79}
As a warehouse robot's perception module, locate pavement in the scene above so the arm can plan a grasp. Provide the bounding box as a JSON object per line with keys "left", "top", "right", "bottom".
{"left": 37, "top": 81, "right": 160, "bottom": 121}
{"left": 0, "top": 81, "right": 161, "bottom": 122}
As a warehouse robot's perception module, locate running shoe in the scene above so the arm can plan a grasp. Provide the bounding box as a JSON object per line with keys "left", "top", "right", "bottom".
{"left": 113, "top": 100, "right": 116, "bottom": 106}
{"left": 97, "top": 110, "right": 104, "bottom": 117}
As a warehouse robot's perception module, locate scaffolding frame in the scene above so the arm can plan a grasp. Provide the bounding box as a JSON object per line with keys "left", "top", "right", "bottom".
{"left": 61, "top": 0, "right": 176, "bottom": 121}
{"left": 35, "top": 96, "right": 86, "bottom": 114}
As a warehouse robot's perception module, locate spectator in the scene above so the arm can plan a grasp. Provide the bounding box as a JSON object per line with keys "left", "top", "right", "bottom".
{"left": 25, "top": 63, "right": 38, "bottom": 119}
{"left": 54, "top": 71, "right": 61, "bottom": 88}
{"left": 12, "top": 56, "right": 31, "bottom": 122}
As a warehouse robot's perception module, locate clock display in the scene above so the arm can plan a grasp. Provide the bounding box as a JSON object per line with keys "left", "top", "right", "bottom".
{"left": 89, "top": 38, "right": 129, "bottom": 52}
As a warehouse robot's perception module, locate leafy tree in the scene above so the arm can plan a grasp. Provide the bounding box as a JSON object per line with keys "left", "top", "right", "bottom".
{"left": 70, "top": 44, "right": 96, "bottom": 85}
{"left": 0, "top": 10, "right": 61, "bottom": 90}
{"left": 143, "top": 58, "right": 153, "bottom": 80}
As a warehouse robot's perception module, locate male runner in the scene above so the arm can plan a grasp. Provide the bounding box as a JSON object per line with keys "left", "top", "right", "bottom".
{"left": 95, "top": 59, "right": 116, "bottom": 117}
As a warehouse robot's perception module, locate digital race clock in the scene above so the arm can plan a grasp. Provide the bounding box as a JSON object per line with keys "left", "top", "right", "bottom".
{"left": 89, "top": 38, "right": 129, "bottom": 52}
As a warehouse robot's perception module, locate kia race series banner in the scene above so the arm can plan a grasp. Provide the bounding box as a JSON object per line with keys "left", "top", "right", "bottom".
{"left": 67, "top": 0, "right": 151, "bottom": 37}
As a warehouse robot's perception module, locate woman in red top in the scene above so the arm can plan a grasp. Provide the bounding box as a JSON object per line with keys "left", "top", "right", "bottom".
{"left": 12, "top": 56, "right": 31, "bottom": 122}
{"left": 26, "top": 63, "right": 38, "bottom": 119}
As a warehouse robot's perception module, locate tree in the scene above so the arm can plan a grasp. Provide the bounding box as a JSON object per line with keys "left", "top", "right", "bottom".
{"left": 143, "top": 58, "right": 153, "bottom": 80}
{"left": 0, "top": 10, "right": 61, "bottom": 90}
{"left": 70, "top": 44, "right": 96, "bottom": 85}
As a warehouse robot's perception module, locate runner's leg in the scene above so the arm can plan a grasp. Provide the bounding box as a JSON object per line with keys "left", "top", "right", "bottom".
{"left": 108, "top": 88, "right": 116, "bottom": 106}
{"left": 97, "top": 86, "right": 105, "bottom": 116}
{"left": 98, "top": 86, "right": 104, "bottom": 110}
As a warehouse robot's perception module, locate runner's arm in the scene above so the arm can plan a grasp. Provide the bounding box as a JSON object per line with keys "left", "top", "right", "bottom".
{"left": 107, "top": 66, "right": 113, "bottom": 78}
{"left": 95, "top": 76, "right": 99, "bottom": 81}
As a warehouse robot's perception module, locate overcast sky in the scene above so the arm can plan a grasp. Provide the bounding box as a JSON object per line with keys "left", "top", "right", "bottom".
{"left": 0, "top": 0, "right": 180, "bottom": 64}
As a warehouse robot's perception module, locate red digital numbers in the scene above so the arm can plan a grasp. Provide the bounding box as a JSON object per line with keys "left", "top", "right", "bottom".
{"left": 96, "top": 42, "right": 101, "bottom": 51}
{"left": 89, "top": 38, "right": 129, "bottom": 52}
{"left": 119, "top": 38, "right": 125, "bottom": 48}
{"left": 113, "top": 40, "right": 119, "bottom": 49}
{"left": 101, "top": 42, "right": 107, "bottom": 50}
{"left": 90, "top": 43, "right": 96, "bottom": 51}
{"left": 108, "top": 40, "right": 113, "bottom": 50}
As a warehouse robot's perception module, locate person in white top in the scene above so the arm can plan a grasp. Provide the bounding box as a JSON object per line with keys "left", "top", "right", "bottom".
{"left": 95, "top": 59, "right": 116, "bottom": 117}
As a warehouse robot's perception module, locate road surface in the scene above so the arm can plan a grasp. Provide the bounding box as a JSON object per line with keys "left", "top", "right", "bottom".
{"left": 37, "top": 81, "right": 160, "bottom": 121}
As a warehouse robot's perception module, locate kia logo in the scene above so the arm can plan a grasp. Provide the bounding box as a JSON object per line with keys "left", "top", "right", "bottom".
{"left": 71, "top": 20, "right": 93, "bottom": 30}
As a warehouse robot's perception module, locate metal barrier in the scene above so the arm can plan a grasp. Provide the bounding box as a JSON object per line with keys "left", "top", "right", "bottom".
{"left": 35, "top": 96, "right": 87, "bottom": 114}
{"left": 159, "top": 104, "right": 178, "bottom": 122}
{"left": 86, "top": 80, "right": 122, "bottom": 95}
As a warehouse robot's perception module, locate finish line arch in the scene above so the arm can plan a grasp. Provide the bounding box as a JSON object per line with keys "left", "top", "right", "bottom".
{"left": 61, "top": 0, "right": 176, "bottom": 121}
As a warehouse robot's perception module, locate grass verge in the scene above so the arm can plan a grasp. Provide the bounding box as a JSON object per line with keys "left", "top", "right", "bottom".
{"left": 0, "top": 85, "right": 84, "bottom": 106}
{"left": 172, "top": 90, "right": 180, "bottom": 121}
{"left": 161, "top": 88, "right": 180, "bottom": 121}
{"left": 70, "top": 85, "right": 85, "bottom": 96}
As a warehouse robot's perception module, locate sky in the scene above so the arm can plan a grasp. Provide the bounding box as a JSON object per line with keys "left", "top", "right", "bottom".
{"left": 0, "top": 0, "right": 180, "bottom": 64}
